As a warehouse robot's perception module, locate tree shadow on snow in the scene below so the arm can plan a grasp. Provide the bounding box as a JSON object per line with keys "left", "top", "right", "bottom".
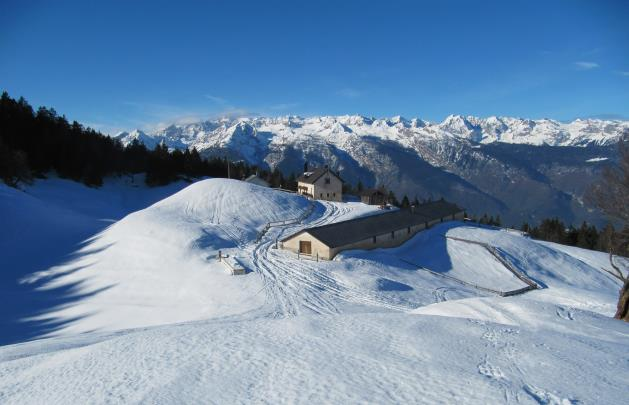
{"left": 0, "top": 236, "right": 116, "bottom": 346}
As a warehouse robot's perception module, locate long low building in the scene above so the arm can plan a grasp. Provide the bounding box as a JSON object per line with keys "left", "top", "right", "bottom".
{"left": 280, "top": 200, "right": 464, "bottom": 260}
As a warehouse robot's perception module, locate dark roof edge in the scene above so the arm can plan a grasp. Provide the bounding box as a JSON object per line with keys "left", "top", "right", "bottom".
{"left": 298, "top": 167, "right": 345, "bottom": 184}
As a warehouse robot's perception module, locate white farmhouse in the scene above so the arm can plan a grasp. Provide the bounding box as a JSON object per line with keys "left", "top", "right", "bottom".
{"left": 297, "top": 166, "right": 343, "bottom": 202}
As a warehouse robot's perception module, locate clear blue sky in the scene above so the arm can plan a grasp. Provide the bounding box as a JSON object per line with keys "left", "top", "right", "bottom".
{"left": 1, "top": 0, "right": 628, "bottom": 134}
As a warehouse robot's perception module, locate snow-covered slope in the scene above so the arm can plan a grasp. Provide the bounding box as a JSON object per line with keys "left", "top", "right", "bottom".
{"left": 1, "top": 308, "right": 627, "bottom": 405}
{"left": 0, "top": 176, "right": 193, "bottom": 344}
{"left": 1, "top": 179, "right": 628, "bottom": 404}
{"left": 3, "top": 178, "right": 624, "bottom": 341}
{"left": 4, "top": 179, "right": 315, "bottom": 340}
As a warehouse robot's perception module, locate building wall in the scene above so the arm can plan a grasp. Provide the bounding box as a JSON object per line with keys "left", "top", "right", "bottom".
{"left": 281, "top": 232, "right": 333, "bottom": 260}
{"left": 312, "top": 173, "right": 342, "bottom": 202}
{"left": 361, "top": 194, "right": 386, "bottom": 205}
{"left": 297, "top": 171, "right": 343, "bottom": 202}
{"left": 297, "top": 183, "right": 316, "bottom": 198}
{"left": 281, "top": 210, "right": 465, "bottom": 260}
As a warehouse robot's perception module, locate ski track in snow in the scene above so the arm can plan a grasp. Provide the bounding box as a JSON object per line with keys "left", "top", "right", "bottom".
{"left": 248, "top": 201, "right": 411, "bottom": 318}
{"left": 2, "top": 179, "right": 629, "bottom": 404}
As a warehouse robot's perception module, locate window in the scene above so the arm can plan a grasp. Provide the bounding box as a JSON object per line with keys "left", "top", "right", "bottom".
{"left": 327, "top": 193, "right": 329, "bottom": 198}
{"left": 325, "top": 177, "right": 330, "bottom": 184}
{"left": 299, "top": 241, "right": 312, "bottom": 255}
{"left": 320, "top": 193, "right": 323, "bottom": 198}
{"left": 373, "top": 236, "right": 376, "bottom": 243}
{"left": 407, "top": 227, "right": 411, "bottom": 234}
{"left": 333, "top": 193, "right": 335, "bottom": 197}
{"left": 440, "top": 217, "right": 443, "bottom": 223}
{"left": 391, "top": 231, "right": 395, "bottom": 239}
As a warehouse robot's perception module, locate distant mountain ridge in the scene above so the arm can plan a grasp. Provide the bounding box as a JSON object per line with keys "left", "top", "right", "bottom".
{"left": 114, "top": 115, "right": 628, "bottom": 151}
{"left": 113, "top": 115, "right": 628, "bottom": 226}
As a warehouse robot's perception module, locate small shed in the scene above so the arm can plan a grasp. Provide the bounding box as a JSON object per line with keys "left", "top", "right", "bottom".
{"left": 360, "top": 188, "right": 387, "bottom": 206}
{"left": 244, "top": 174, "right": 270, "bottom": 188}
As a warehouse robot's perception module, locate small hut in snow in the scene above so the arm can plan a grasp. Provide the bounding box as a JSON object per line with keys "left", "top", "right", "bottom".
{"left": 244, "top": 174, "right": 270, "bottom": 188}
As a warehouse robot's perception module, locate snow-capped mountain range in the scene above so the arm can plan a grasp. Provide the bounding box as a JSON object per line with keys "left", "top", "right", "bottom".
{"left": 114, "top": 115, "right": 628, "bottom": 152}
{"left": 114, "top": 115, "right": 628, "bottom": 226}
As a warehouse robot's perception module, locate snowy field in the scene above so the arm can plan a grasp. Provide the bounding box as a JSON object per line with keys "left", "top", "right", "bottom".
{"left": 1, "top": 177, "right": 628, "bottom": 404}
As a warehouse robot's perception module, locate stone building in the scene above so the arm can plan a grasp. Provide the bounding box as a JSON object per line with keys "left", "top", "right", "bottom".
{"left": 297, "top": 166, "right": 343, "bottom": 202}
{"left": 281, "top": 200, "right": 464, "bottom": 260}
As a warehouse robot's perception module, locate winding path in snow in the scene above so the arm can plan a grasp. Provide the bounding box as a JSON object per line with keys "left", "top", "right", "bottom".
{"left": 249, "top": 201, "right": 412, "bottom": 317}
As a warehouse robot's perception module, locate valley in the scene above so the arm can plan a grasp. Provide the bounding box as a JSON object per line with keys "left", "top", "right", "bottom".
{"left": 115, "top": 116, "right": 627, "bottom": 226}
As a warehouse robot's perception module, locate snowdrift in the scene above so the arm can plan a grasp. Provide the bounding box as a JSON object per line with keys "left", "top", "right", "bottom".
{"left": 2, "top": 178, "right": 313, "bottom": 342}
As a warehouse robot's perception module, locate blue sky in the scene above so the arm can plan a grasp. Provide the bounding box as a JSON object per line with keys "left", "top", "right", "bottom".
{"left": 1, "top": 0, "right": 628, "bottom": 134}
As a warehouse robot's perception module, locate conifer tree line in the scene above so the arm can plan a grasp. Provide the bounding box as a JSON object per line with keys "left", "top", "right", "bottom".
{"left": 463, "top": 213, "right": 619, "bottom": 254}
{"left": 0, "top": 92, "right": 295, "bottom": 188}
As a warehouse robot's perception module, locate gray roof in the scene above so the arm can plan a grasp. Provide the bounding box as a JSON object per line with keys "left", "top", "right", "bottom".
{"left": 282, "top": 200, "right": 463, "bottom": 248}
{"left": 297, "top": 167, "right": 343, "bottom": 184}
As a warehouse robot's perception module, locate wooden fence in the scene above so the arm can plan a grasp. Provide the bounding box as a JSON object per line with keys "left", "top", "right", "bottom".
{"left": 445, "top": 235, "right": 540, "bottom": 292}
{"left": 254, "top": 201, "right": 316, "bottom": 244}
{"left": 399, "top": 236, "right": 540, "bottom": 297}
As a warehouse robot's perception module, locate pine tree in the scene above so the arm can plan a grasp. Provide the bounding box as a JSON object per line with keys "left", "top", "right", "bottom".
{"left": 387, "top": 190, "right": 399, "bottom": 207}
{"left": 401, "top": 195, "right": 410, "bottom": 208}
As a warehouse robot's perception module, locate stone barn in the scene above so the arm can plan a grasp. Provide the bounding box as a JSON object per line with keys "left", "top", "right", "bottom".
{"left": 297, "top": 166, "right": 343, "bottom": 202}
{"left": 281, "top": 200, "right": 464, "bottom": 260}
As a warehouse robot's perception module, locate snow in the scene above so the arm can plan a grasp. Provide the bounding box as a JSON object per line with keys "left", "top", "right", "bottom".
{"left": 1, "top": 178, "right": 628, "bottom": 404}
{"left": 0, "top": 310, "right": 627, "bottom": 404}
{"left": 3, "top": 178, "right": 315, "bottom": 341}
{"left": 393, "top": 230, "right": 528, "bottom": 291}
{"left": 112, "top": 115, "right": 629, "bottom": 156}
{"left": 585, "top": 157, "right": 609, "bottom": 162}
{"left": 0, "top": 175, "right": 192, "bottom": 344}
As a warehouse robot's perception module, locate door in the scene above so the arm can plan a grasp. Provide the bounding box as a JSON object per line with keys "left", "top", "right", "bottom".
{"left": 299, "top": 240, "right": 312, "bottom": 255}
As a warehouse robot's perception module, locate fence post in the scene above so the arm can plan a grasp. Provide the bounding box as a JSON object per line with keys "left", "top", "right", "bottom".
{"left": 218, "top": 250, "right": 222, "bottom": 261}
{"left": 297, "top": 252, "right": 300, "bottom": 260}
{"left": 316, "top": 252, "right": 319, "bottom": 262}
